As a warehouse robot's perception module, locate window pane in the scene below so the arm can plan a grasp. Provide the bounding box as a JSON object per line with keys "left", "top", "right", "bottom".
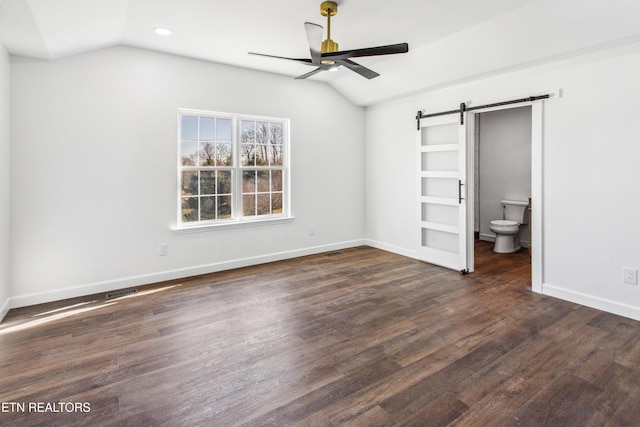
{"left": 217, "top": 143, "right": 232, "bottom": 166}
{"left": 257, "top": 194, "right": 271, "bottom": 215}
{"left": 272, "top": 193, "right": 283, "bottom": 214}
{"left": 181, "top": 171, "right": 198, "bottom": 196}
{"left": 257, "top": 170, "right": 270, "bottom": 192}
{"left": 181, "top": 116, "right": 198, "bottom": 141}
{"left": 241, "top": 121, "right": 254, "bottom": 143}
{"left": 217, "top": 118, "right": 232, "bottom": 141}
{"left": 218, "top": 170, "right": 232, "bottom": 194}
{"left": 181, "top": 142, "right": 198, "bottom": 166}
{"left": 200, "top": 142, "right": 215, "bottom": 166}
{"left": 268, "top": 144, "right": 283, "bottom": 166}
{"left": 243, "top": 194, "right": 256, "bottom": 216}
{"left": 241, "top": 143, "right": 255, "bottom": 166}
{"left": 256, "top": 122, "right": 269, "bottom": 144}
{"left": 270, "top": 123, "right": 283, "bottom": 145}
{"left": 200, "top": 171, "right": 216, "bottom": 195}
{"left": 201, "top": 196, "right": 216, "bottom": 220}
{"left": 271, "top": 170, "right": 282, "bottom": 191}
{"left": 181, "top": 197, "right": 199, "bottom": 222}
{"left": 255, "top": 144, "right": 268, "bottom": 166}
{"left": 200, "top": 117, "right": 214, "bottom": 141}
{"left": 217, "top": 195, "right": 232, "bottom": 219}
{"left": 243, "top": 170, "right": 256, "bottom": 193}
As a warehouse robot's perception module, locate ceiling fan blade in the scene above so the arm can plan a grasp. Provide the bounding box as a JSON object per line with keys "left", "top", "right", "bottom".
{"left": 295, "top": 67, "right": 325, "bottom": 80}
{"left": 248, "top": 52, "right": 312, "bottom": 65}
{"left": 323, "top": 42, "right": 409, "bottom": 60}
{"left": 336, "top": 59, "right": 379, "bottom": 79}
{"left": 304, "top": 22, "right": 323, "bottom": 64}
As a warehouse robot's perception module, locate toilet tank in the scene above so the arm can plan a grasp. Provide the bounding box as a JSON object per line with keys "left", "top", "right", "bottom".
{"left": 501, "top": 199, "right": 529, "bottom": 223}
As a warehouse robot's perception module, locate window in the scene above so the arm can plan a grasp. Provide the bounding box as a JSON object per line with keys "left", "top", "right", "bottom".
{"left": 178, "top": 109, "right": 289, "bottom": 228}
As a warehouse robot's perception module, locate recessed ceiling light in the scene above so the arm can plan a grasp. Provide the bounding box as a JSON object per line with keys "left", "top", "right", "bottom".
{"left": 154, "top": 27, "right": 172, "bottom": 36}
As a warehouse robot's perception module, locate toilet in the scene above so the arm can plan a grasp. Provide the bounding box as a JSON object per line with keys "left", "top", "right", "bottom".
{"left": 489, "top": 199, "right": 529, "bottom": 253}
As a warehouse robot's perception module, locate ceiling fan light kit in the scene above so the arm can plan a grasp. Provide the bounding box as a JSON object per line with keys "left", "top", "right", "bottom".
{"left": 248, "top": 1, "right": 408, "bottom": 80}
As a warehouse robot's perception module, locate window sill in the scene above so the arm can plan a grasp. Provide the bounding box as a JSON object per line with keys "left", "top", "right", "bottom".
{"left": 172, "top": 216, "right": 295, "bottom": 234}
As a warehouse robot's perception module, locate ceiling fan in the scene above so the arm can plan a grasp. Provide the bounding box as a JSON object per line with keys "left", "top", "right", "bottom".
{"left": 249, "top": 1, "right": 409, "bottom": 80}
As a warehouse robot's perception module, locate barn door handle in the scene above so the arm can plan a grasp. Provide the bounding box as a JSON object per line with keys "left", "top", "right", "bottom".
{"left": 458, "top": 180, "right": 464, "bottom": 204}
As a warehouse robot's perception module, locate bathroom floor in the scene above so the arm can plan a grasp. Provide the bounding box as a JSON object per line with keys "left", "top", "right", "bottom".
{"left": 474, "top": 239, "right": 531, "bottom": 282}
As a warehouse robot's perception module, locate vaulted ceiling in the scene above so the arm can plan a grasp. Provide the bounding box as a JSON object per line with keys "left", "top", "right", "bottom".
{"left": 1, "top": 0, "right": 639, "bottom": 106}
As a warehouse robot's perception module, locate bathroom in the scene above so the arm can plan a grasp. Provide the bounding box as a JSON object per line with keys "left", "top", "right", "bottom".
{"left": 475, "top": 106, "right": 532, "bottom": 254}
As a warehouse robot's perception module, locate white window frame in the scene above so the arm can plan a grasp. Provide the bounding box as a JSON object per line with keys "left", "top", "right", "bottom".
{"left": 175, "top": 108, "right": 292, "bottom": 232}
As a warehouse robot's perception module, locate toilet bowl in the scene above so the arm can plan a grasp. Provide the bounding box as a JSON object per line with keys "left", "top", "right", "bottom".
{"left": 489, "top": 200, "right": 529, "bottom": 253}
{"left": 490, "top": 219, "right": 521, "bottom": 253}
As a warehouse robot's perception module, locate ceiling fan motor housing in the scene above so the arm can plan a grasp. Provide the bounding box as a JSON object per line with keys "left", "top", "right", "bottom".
{"left": 322, "top": 39, "right": 339, "bottom": 54}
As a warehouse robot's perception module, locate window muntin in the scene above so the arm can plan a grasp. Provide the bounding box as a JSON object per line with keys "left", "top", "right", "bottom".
{"left": 178, "top": 110, "right": 288, "bottom": 227}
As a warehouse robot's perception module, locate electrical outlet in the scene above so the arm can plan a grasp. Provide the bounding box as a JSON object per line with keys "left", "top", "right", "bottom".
{"left": 158, "top": 243, "right": 168, "bottom": 257}
{"left": 623, "top": 267, "right": 637, "bottom": 285}
{"left": 309, "top": 225, "right": 316, "bottom": 236}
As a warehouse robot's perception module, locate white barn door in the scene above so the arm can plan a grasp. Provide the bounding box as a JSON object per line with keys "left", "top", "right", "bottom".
{"left": 417, "top": 113, "right": 473, "bottom": 273}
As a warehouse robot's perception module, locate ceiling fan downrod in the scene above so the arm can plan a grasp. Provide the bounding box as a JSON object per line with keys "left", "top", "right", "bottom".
{"left": 320, "top": 1, "right": 339, "bottom": 56}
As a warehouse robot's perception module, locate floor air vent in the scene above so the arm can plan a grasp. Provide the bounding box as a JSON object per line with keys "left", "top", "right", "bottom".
{"left": 106, "top": 288, "right": 138, "bottom": 300}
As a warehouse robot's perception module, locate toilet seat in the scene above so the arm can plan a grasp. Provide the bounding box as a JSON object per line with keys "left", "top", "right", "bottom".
{"left": 490, "top": 219, "right": 519, "bottom": 233}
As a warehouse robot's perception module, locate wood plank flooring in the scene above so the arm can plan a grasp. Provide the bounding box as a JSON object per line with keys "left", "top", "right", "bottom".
{"left": 1, "top": 241, "right": 639, "bottom": 426}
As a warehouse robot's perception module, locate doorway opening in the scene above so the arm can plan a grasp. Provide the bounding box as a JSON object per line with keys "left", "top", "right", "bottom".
{"left": 470, "top": 104, "right": 539, "bottom": 289}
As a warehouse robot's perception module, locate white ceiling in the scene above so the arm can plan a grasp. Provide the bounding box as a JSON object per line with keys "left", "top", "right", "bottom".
{"left": 1, "top": 0, "right": 639, "bottom": 106}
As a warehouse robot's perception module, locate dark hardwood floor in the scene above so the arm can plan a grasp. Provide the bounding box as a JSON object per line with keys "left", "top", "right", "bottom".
{"left": 1, "top": 241, "right": 639, "bottom": 426}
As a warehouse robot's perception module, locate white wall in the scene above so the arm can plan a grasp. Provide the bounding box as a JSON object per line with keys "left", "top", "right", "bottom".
{"left": 365, "top": 44, "right": 640, "bottom": 320}
{"left": 0, "top": 42, "right": 9, "bottom": 320}
{"left": 10, "top": 46, "right": 365, "bottom": 307}
{"left": 478, "top": 107, "right": 532, "bottom": 245}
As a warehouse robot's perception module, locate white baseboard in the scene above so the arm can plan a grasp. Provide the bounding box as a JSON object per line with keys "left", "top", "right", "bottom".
{"left": 364, "top": 239, "right": 418, "bottom": 259}
{"left": 543, "top": 282, "right": 640, "bottom": 322}
{"left": 479, "top": 233, "right": 530, "bottom": 249}
{"left": 9, "top": 241, "right": 639, "bottom": 327}
{"left": 480, "top": 233, "right": 496, "bottom": 242}
{"left": 479, "top": 233, "right": 496, "bottom": 242}
{"left": 9, "top": 239, "right": 366, "bottom": 309}
{"left": 0, "top": 296, "right": 9, "bottom": 323}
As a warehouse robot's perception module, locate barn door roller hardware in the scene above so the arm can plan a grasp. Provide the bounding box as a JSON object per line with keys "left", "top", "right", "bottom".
{"left": 416, "top": 94, "right": 551, "bottom": 129}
